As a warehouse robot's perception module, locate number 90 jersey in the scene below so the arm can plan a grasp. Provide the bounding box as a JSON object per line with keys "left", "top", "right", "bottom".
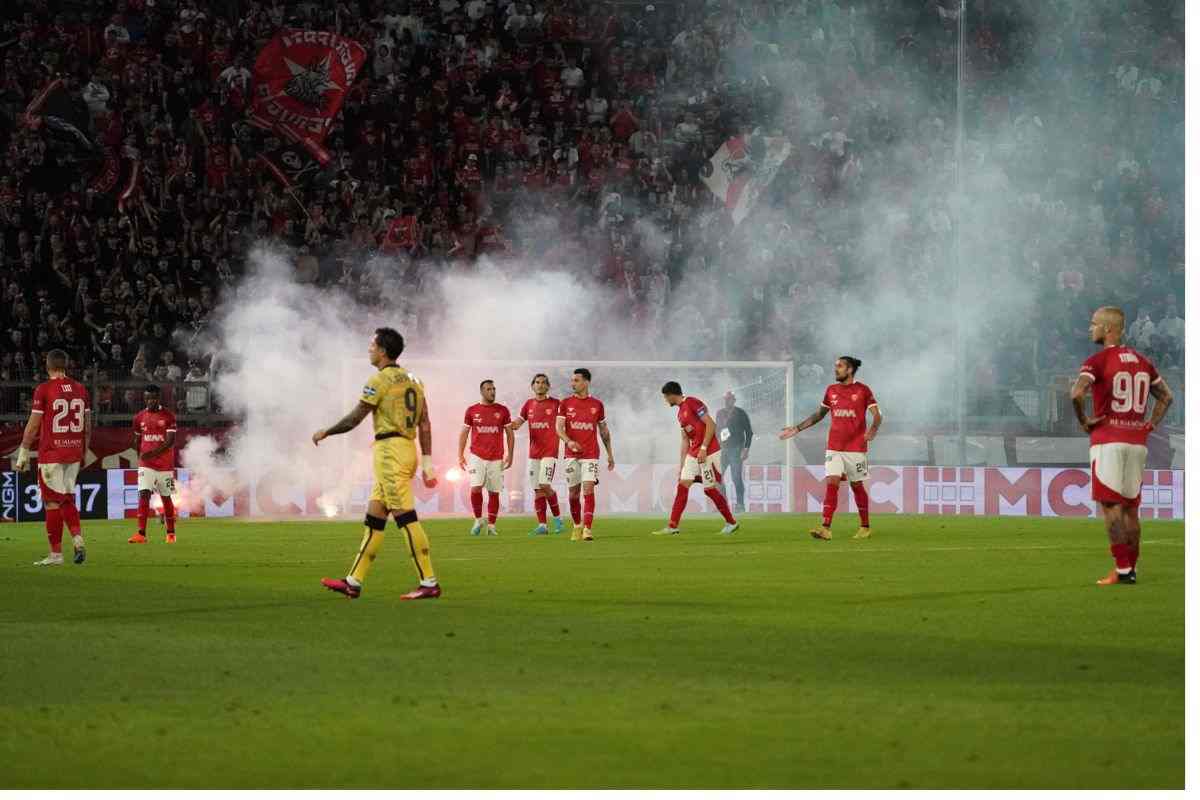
{"left": 360, "top": 365, "right": 425, "bottom": 440}
{"left": 1079, "top": 345, "right": 1160, "bottom": 446}
{"left": 31, "top": 377, "right": 92, "bottom": 464}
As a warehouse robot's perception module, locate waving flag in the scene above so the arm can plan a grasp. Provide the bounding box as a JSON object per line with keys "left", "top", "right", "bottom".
{"left": 250, "top": 30, "right": 366, "bottom": 165}
{"left": 700, "top": 134, "right": 792, "bottom": 226}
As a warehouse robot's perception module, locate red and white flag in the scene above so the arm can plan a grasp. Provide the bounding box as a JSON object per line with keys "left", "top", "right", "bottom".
{"left": 249, "top": 30, "right": 366, "bottom": 165}
{"left": 700, "top": 135, "right": 791, "bottom": 226}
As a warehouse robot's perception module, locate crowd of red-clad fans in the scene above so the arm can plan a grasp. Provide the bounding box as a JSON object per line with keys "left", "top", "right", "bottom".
{"left": 0, "top": 0, "right": 1183, "bottom": 422}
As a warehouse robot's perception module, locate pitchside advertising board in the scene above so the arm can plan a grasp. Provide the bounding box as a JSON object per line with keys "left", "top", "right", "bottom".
{"left": 0, "top": 465, "right": 1185, "bottom": 521}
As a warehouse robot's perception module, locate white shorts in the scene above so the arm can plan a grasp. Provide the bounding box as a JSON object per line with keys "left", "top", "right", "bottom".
{"left": 564, "top": 458, "right": 600, "bottom": 487}
{"left": 1090, "top": 442, "right": 1147, "bottom": 507}
{"left": 38, "top": 462, "right": 80, "bottom": 500}
{"left": 138, "top": 467, "right": 177, "bottom": 497}
{"left": 680, "top": 451, "right": 723, "bottom": 489}
{"left": 467, "top": 453, "right": 504, "bottom": 492}
{"left": 826, "top": 450, "right": 869, "bottom": 481}
{"left": 528, "top": 457, "right": 558, "bottom": 487}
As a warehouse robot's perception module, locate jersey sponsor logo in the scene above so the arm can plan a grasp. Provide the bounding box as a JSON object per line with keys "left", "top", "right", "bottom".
{"left": 530, "top": 421, "right": 552, "bottom": 430}
{"left": 362, "top": 385, "right": 377, "bottom": 397}
{"left": 569, "top": 421, "right": 595, "bottom": 431}
{"left": 475, "top": 425, "right": 501, "bottom": 434}
{"left": 833, "top": 409, "right": 857, "bottom": 418}
{"left": 60, "top": 384, "right": 73, "bottom": 393}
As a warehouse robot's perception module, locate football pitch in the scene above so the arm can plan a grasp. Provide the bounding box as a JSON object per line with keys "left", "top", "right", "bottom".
{"left": 0, "top": 513, "right": 1184, "bottom": 789}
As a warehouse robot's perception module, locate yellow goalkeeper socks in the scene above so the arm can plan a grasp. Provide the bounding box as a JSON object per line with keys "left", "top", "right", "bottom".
{"left": 348, "top": 515, "right": 388, "bottom": 585}
{"left": 396, "top": 510, "right": 436, "bottom": 586}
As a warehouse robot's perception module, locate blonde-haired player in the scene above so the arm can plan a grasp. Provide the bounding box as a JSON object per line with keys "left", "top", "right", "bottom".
{"left": 315, "top": 327, "right": 441, "bottom": 600}
{"left": 1070, "top": 306, "right": 1173, "bottom": 585}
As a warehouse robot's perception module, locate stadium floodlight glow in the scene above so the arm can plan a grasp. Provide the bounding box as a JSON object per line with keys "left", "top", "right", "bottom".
{"left": 445, "top": 467, "right": 464, "bottom": 483}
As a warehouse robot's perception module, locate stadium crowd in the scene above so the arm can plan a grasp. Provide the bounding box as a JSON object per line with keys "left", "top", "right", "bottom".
{"left": 0, "top": 0, "right": 1184, "bottom": 418}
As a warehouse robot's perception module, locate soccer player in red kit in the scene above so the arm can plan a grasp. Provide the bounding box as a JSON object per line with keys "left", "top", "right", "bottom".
{"left": 556, "top": 368, "right": 615, "bottom": 541}
{"left": 13, "top": 349, "right": 91, "bottom": 565}
{"left": 779, "top": 356, "right": 883, "bottom": 540}
{"left": 1070, "top": 306, "right": 1173, "bottom": 585}
{"left": 652, "top": 382, "right": 739, "bottom": 536}
{"left": 458, "top": 379, "right": 514, "bottom": 536}
{"left": 129, "top": 385, "right": 178, "bottom": 544}
{"left": 510, "top": 373, "right": 566, "bottom": 536}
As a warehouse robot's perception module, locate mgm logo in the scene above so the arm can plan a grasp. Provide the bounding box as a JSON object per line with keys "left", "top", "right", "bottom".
{"left": 1, "top": 471, "right": 16, "bottom": 522}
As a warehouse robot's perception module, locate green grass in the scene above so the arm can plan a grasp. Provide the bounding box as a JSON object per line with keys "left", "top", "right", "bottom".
{"left": 0, "top": 513, "right": 1184, "bottom": 789}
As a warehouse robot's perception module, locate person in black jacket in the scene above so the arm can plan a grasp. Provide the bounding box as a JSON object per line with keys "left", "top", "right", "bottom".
{"left": 715, "top": 391, "right": 753, "bottom": 513}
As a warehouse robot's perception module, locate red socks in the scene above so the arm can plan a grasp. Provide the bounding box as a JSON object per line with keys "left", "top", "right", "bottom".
{"left": 669, "top": 484, "right": 689, "bottom": 527}
{"left": 1110, "top": 543, "right": 1133, "bottom": 572}
{"left": 486, "top": 493, "right": 499, "bottom": 525}
{"left": 60, "top": 501, "right": 81, "bottom": 536}
{"left": 582, "top": 493, "right": 595, "bottom": 528}
{"left": 546, "top": 491, "right": 561, "bottom": 519}
{"left": 470, "top": 487, "right": 484, "bottom": 519}
{"left": 534, "top": 495, "right": 547, "bottom": 524}
{"left": 850, "top": 482, "right": 870, "bottom": 527}
{"left": 45, "top": 507, "right": 64, "bottom": 553}
{"left": 161, "top": 497, "right": 176, "bottom": 533}
{"left": 704, "top": 487, "right": 736, "bottom": 524}
{"left": 569, "top": 493, "right": 582, "bottom": 525}
{"left": 137, "top": 493, "right": 150, "bottom": 534}
{"left": 822, "top": 482, "right": 839, "bottom": 526}
{"left": 1130, "top": 543, "right": 1140, "bottom": 569}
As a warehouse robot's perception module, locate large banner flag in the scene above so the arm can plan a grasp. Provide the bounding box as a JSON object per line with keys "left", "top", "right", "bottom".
{"left": 250, "top": 30, "right": 366, "bottom": 169}
{"left": 700, "top": 134, "right": 791, "bottom": 226}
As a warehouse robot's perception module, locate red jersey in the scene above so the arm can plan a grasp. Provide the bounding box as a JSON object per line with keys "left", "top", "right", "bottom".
{"left": 134, "top": 407, "right": 178, "bottom": 470}
{"left": 1079, "top": 345, "right": 1160, "bottom": 445}
{"left": 677, "top": 396, "right": 720, "bottom": 457}
{"left": 519, "top": 397, "right": 561, "bottom": 459}
{"left": 31, "top": 377, "right": 91, "bottom": 464}
{"left": 558, "top": 395, "right": 606, "bottom": 459}
{"left": 464, "top": 403, "right": 512, "bottom": 460}
{"left": 821, "top": 382, "right": 878, "bottom": 453}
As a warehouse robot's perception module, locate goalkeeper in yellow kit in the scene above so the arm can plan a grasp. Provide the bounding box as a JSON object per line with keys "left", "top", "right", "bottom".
{"left": 314, "top": 327, "right": 442, "bottom": 600}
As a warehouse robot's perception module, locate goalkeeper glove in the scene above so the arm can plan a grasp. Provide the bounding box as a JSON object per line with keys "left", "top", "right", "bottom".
{"left": 421, "top": 455, "right": 438, "bottom": 488}
{"left": 13, "top": 447, "right": 30, "bottom": 471}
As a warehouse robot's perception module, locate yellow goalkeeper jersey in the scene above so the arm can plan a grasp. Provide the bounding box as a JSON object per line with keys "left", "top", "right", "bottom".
{"left": 360, "top": 365, "right": 425, "bottom": 440}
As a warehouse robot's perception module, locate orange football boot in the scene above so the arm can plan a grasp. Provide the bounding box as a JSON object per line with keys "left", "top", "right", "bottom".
{"left": 165, "top": 534, "right": 177, "bottom": 544}
{"left": 128, "top": 533, "right": 147, "bottom": 544}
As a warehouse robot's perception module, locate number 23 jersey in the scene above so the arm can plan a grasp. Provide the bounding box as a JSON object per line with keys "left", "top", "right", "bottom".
{"left": 360, "top": 365, "right": 425, "bottom": 440}
{"left": 32, "top": 377, "right": 91, "bottom": 463}
{"left": 1079, "top": 345, "right": 1160, "bottom": 446}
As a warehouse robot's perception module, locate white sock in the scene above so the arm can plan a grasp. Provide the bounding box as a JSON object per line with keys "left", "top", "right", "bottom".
{"left": 346, "top": 575, "right": 362, "bottom": 587}
{"left": 420, "top": 577, "right": 437, "bottom": 587}
{"left": 72, "top": 534, "right": 84, "bottom": 547}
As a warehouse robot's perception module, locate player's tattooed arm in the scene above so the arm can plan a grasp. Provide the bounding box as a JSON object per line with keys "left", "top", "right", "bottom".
{"left": 1070, "top": 375, "right": 1104, "bottom": 432}
{"left": 779, "top": 406, "right": 829, "bottom": 439}
{"left": 312, "top": 401, "right": 373, "bottom": 445}
{"left": 418, "top": 405, "right": 434, "bottom": 458}
{"left": 599, "top": 420, "right": 615, "bottom": 469}
{"left": 866, "top": 406, "right": 883, "bottom": 442}
{"left": 1146, "top": 377, "right": 1174, "bottom": 432}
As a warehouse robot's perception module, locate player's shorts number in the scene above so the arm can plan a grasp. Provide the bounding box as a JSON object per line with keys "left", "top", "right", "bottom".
{"left": 565, "top": 459, "right": 600, "bottom": 486}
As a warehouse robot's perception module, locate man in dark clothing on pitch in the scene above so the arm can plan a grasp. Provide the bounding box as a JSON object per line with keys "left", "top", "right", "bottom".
{"left": 715, "top": 391, "right": 753, "bottom": 513}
